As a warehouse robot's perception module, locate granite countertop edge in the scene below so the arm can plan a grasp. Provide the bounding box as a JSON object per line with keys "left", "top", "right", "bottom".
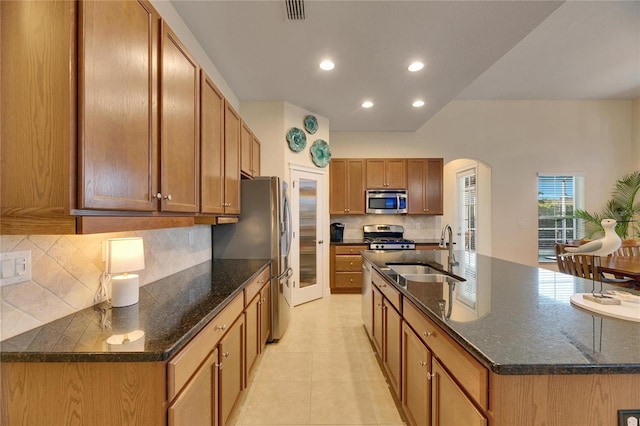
{"left": 1, "top": 259, "right": 271, "bottom": 363}
{"left": 366, "top": 257, "right": 640, "bottom": 376}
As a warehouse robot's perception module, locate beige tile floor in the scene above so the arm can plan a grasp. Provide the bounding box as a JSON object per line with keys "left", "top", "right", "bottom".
{"left": 230, "top": 294, "right": 407, "bottom": 425}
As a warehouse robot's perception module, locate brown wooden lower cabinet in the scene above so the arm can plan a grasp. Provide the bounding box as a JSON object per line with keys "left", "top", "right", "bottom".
{"left": 402, "top": 322, "right": 431, "bottom": 426}
{"left": 1, "top": 361, "right": 166, "bottom": 425}
{"left": 219, "top": 316, "right": 245, "bottom": 426}
{"left": 169, "top": 349, "right": 219, "bottom": 426}
{"left": 371, "top": 285, "right": 638, "bottom": 426}
{"left": 330, "top": 244, "right": 367, "bottom": 293}
{"left": 1, "top": 270, "right": 274, "bottom": 426}
{"left": 431, "top": 358, "right": 486, "bottom": 426}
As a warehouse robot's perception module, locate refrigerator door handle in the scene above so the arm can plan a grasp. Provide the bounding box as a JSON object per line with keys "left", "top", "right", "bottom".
{"left": 273, "top": 266, "right": 293, "bottom": 281}
{"left": 282, "top": 188, "right": 293, "bottom": 257}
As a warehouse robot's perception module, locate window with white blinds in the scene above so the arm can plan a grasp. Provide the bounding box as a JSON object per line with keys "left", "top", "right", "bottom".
{"left": 537, "top": 174, "right": 585, "bottom": 262}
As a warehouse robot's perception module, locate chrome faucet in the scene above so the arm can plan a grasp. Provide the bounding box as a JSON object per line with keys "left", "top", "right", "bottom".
{"left": 439, "top": 224, "right": 459, "bottom": 271}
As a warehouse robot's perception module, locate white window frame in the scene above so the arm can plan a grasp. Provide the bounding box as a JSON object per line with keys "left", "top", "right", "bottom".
{"left": 537, "top": 173, "right": 585, "bottom": 262}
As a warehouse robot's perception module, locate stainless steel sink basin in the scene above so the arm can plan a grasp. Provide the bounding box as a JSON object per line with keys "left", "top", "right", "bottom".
{"left": 401, "top": 273, "right": 460, "bottom": 284}
{"left": 388, "top": 264, "right": 439, "bottom": 275}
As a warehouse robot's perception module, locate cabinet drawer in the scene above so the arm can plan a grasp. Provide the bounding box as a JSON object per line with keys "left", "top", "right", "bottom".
{"left": 335, "top": 255, "right": 362, "bottom": 271}
{"left": 371, "top": 270, "right": 402, "bottom": 311}
{"left": 404, "top": 301, "right": 488, "bottom": 409}
{"left": 334, "top": 245, "right": 367, "bottom": 255}
{"left": 334, "top": 272, "right": 362, "bottom": 288}
{"left": 244, "top": 266, "right": 270, "bottom": 306}
{"left": 168, "top": 293, "right": 243, "bottom": 400}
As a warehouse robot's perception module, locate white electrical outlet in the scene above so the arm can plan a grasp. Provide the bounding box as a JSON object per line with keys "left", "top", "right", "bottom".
{"left": 0, "top": 250, "right": 32, "bottom": 286}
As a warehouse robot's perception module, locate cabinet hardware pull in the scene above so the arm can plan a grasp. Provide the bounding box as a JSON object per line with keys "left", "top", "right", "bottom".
{"left": 418, "top": 361, "right": 427, "bottom": 368}
{"left": 155, "top": 193, "right": 163, "bottom": 200}
{"left": 215, "top": 324, "right": 227, "bottom": 331}
{"left": 427, "top": 372, "right": 435, "bottom": 380}
{"left": 423, "top": 331, "right": 432, "bottom": 338}
{"left": 261, "top": 297, "right": 266, "bottom": 303}
{"left": 216, "top": 362, "right": 223, "bottom": 370}
{"left": 164, "top": 194, "right": 172, "bottom": 201}
{"left": 318, "top": 240, "right": 324, "bottom": 244}
{"left": 223, "top": 352, "right": 230, "bottom": 358}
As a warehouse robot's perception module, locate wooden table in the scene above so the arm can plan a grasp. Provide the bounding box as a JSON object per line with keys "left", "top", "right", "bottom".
{"left": 600, "top": 256, "right": 640, "bottom": 286}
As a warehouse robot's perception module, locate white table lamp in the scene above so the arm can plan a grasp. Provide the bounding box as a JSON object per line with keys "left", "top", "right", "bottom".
{"left": 106, "top": 237, "right": 145, "bottom": 307}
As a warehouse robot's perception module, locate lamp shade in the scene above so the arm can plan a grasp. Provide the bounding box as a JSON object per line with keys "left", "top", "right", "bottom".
{"left": 106, "top": 237, "right": 145, "bottom": 274}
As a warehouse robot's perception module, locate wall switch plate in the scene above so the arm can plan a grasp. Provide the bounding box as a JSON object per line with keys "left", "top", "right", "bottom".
{"left": 0, "top": 250, "right": 32, "bottom": 286}
{"left": 619, "top": 410, "right": 640, "bottom": 426}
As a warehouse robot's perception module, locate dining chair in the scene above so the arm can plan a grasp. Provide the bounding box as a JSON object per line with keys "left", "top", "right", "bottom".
{"left": 555, "top": 243, "right": 596, "bottom": 279}
{"left": 555, "top": 243, "right": 635, "bottom": 288}
{"left": 613, "top": 239, "right": 640, "bottom": 256}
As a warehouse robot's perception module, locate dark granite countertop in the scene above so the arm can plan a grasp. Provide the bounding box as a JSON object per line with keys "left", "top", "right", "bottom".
{"left": 0, "top": 259, "right": 270, "bottom": 363}
{"left": 362, "top": 250, "right": 640, "bottom": 375}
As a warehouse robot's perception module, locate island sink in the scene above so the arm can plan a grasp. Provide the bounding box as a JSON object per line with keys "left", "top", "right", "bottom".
{"left": 387, "top": 263, "right": 464, "bottom": 284}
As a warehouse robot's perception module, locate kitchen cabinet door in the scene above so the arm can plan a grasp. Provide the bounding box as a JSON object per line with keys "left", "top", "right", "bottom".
{"left": 1, "top": 0, "right": 77, "bottom": 233}
{"left": 402, "top": 322, "right": 431, "bottom": 426}
{"left": 372, "top": 287, "right": 384, "bottom": 355}
{"left": 200, "top": 71, "right": 225, "bottom": 214}
{"left": 366, "top": 159, "right": 406, "bottom": 189}
{"left": 260, "top": 284, "right": 271, "bottom": 348}
{"left": 252, "top": 136, "right": 261, "bottom": 177}
{"left": 431, "top": 359, "right": 486, "bottom": 426}
{"left": 241, "top": 122, "right": 253, "bottom": 177}
{"left": 218, "top": 316, "right": 244, "bottom": 425}
{"left": 78, "top": 0, "right": 159, "bottom": 212}
{"left": 168, "top": 349, "right": 219, "bottom": 426}
{"left": 245, "top": 295, "right": 260, "bottom": 380}
{"left": 223, "top": 102, "right": 241, "bottom": 215}
{"left": 407, "top": 159, "right": 443, "bottom": 215}
{"left": 160, "top": 22, "right": 199, "bottom": 213}
{"left": 385, "top": 302, "right": 402, "bottom": 396}
{"left": 330, "top": 159, "right": 365, "bottom": 214}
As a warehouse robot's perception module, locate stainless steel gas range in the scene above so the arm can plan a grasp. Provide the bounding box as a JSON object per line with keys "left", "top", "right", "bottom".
{"left": 363, "top": 224, "right": 415, "bottom": 250}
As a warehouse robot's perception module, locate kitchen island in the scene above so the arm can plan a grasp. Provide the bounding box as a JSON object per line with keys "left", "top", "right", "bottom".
{"left": 361, "top": 249, "right": 640, "bottom": 425}
{"left": 1, "top": 259, "right": 271, "bottom": 425}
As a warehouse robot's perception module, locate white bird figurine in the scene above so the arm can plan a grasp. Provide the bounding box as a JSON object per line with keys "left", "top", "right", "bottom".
{"left": 562, "top": 219, "right": 621, "bottom": 257}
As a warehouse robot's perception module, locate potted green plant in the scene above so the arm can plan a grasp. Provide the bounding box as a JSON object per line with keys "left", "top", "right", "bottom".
{"left": 574, "top": 170, "right": 640, "bottom": 239}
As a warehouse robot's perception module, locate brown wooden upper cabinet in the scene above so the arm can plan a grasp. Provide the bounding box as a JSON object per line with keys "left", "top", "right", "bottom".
{"left": 2, "top": 0, "right": 209, "bottom": 234}
{"left": 407, "top": 158, "right": 443, "bottom": 215}
{"left": 223, "top": 103, "right": 242, "bottom": 215}
{"left": 78, "top": 0, "right": 160, "bottom": 212}
{"left": 330, "top": 159, "right": 366, "bottom": 214}
{"left": 160, "top": 22, "right": 200, "bottom": 213}
{"left": 366, "top": 159, "right": 406, "bottom": 189}
{"left": 200, "top": 71, "right": 225, "bottom": 215}
{"left": 1, "top": 0, "right": 78, "bottom": 234}
{"left": 80, "top": 3, "right": 200, "bottom": 214}
{"left": 241, "top": 122, "right": 261, "bottom": 178}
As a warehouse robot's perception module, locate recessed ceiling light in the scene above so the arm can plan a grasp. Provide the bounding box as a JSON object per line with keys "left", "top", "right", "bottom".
{"left": 362, "top": 101, "right": 374, "bottom": 108}
{"left": 319, "top": 60, "right": 335, "bottom": 71}
{"left": 412, "top": 100, "right": 425, "bottom": 107}
{"left": 408, "top": 62, "right": 424, "bottom": 72}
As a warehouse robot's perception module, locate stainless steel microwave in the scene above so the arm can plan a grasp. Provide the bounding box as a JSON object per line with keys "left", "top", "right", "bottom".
{"left": 366, "top": 190, "right": 408, "bottom": 214}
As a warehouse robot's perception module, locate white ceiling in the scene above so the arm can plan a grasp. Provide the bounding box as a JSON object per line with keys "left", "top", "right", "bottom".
{"left": 171, "top": 0, "right": 640, "bottom": 132}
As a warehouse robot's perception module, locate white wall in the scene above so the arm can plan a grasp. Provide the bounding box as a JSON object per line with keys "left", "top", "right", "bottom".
{"left": 241, "top": 101, "right": 332, "bottom": 295}
{"left": 633, "top": 98, "right": 640, "bottom": 169}
{"left": 443, "top": 159, "right": 492, "bottom": 256}
{"left": 150, "top": 0, "right": 239, "bottom": 110}
{"left": 332, "top": 100, "right": 635, "bottom": 266}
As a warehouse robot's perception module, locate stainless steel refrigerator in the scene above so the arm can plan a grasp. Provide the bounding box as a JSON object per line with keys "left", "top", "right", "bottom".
{"left": 213, "top": 176, "right": 292, "bottom": 340}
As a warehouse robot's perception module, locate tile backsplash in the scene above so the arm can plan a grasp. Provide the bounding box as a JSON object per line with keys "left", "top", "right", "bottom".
{"left": 330, "top": 215, "right": 442, "bottom": 240}
{"left": 0, "top": 225, "right": 211, "bottom": 341}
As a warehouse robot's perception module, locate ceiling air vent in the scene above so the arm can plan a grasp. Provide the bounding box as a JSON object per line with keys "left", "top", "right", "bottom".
{"left": 285, "top": 0, "right": 305, "bottom": 20}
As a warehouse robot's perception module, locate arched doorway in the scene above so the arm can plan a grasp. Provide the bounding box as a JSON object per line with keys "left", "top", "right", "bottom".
{"left": 443, "top": 159, "right": 492, "bottom": 257}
